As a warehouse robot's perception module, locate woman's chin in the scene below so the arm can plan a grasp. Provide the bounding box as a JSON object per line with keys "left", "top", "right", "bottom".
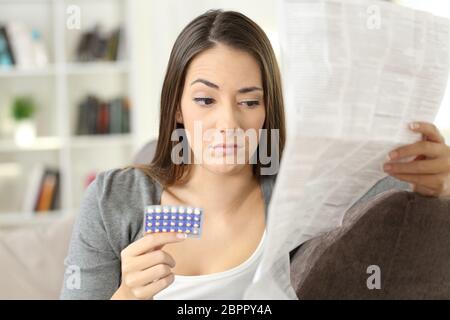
{"left": 201, "top": 161, "right": 248, "bottom": 176}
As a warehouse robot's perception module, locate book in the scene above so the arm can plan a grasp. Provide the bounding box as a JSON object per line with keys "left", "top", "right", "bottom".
{"left": 76, "top": 25, "right": 124, "bottom": 62}
{"left": 122, "top": 97, "right": 130, "bottom": 133}
{"left": 105, "top": 27, "right": 121, "bottom": 61}
{"left": 110, "top": 97, "right": 122, "bottom": 134}
{"left": 0, "top": 22, "right": 49, "bottom": 69}
{"left": 6, "top": 21, "right": 35, "bottom": 68}
{"left": 50, "top": 169, "right": 60, "bottom": 210}
{"left": 0, "top": 25, "right": 15, "bottom": 67}
{"left": 34, "top": 168, "right": 59, "bottom": 213}
{"left": 22, "top": 164, "right": 45, "bottom": 213}
{"left": 88, "top": 95, "right": 99, "bottom": 134}
{"left": 75, "top": 95, "right": 130, "bottom": 135}
{"left": 76, "top": 98, "right": 89, "bottom": 135}
{"left": 97, "top": 101, "right": 109, "bottom": 134}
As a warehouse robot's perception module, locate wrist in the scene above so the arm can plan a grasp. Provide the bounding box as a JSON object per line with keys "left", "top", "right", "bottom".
{"left": 111, "top": 285, "right": 134, "bottom": 300}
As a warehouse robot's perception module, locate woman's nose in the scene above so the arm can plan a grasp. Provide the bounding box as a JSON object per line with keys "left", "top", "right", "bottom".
{"left": 215, "top": 102, "right": 240, "bottom": 132}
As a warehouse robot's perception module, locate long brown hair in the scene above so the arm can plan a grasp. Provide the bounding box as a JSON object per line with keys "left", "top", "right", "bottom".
{"left": 124, "top": 9, "right": 286, "bottom": 186}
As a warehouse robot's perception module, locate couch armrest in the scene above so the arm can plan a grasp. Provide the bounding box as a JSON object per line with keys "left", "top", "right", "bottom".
{"left": 290, "top": 190, "right": 450, "bottom": 299}
{"left": 0, "top": 214, "right": 76, "bottom": 299}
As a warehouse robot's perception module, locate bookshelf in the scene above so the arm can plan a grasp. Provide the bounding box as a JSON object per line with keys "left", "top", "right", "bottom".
{"left": 0, "top": 0, "right": 137, "bottom": 229}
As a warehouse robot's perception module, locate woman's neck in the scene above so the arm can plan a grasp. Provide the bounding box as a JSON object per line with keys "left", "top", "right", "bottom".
{"left": 171, "top": 165, "right": 260, "bottom": 217}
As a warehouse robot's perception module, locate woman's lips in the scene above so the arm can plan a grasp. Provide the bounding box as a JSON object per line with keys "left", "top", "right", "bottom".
{"left": 210, "top": 143, "right": 242, "bottom": 155}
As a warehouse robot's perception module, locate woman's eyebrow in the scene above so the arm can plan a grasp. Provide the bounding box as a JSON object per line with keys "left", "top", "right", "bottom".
{"left": 190, "top": 78, "right": 263, "bottom": 93}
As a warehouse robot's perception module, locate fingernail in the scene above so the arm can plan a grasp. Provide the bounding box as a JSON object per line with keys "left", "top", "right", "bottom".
{"left": 383, "top": 163, "right": 392, "bottom": 171}
{"left": 388, "top": 151, "right": 398, "bottom": 160}
{"left": 176, "top": 233, "right": 187, "bottom": 239}
{"left": 409, "top": 122, "right": 419, "bottom": 130}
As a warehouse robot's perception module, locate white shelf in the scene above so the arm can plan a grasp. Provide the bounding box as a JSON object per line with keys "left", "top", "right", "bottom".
{"left": 0, "top": 136, "right": 62, "bottom": 152}
{"left": 65, "top": 61, "right": 130, "bottom": 75}
{"left": 0, "top": 0, "right": 136, "bottom": 227}
{"left": 0, "top": 134, "right": 133, "bottom": 152}
{"left": 0, "top": 61, "right": 129, "bottom": 78}
{"left": 70, "top": 133, "right": 133, "bottom": 148}
{"left": 0, "top": 210, "right": 64, "bottom": 228}
{"left": 0, "top": 65, "right": 56, "bottom": 78}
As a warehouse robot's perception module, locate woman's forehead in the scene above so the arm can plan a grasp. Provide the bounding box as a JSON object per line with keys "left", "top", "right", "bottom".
{"left": 186, "top": 44, "right": 262, "bottom": 88}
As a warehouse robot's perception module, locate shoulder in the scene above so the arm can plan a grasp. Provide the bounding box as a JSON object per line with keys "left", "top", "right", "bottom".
{"left": 362, "top": 175, "right": 410, "bottom": 200}
{"left": 94, "top": 167, "right": 161, "bottom": 203}
{"left": 81, "top": 167, "right": 162, "bottom": 252}
{"left": 260, "top": 173, "right": 277, "bottom": 188}
{"left": 260, "top": 174, "right": 278, "bottom": 205}
{"left": 354, "top": 175, "right": 411, "bottom": 206}
{"left": 96, "top": 166, "right": 154, "bottom": 190}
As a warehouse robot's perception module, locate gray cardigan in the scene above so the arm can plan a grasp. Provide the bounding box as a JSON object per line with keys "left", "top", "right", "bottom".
{"left": 59, "top": 167, "right": 409, "bottom": 299}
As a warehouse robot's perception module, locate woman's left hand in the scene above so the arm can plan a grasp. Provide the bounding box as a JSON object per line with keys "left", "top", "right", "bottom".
{"left": 383, "top": 121, "right": 450, "bottom": 198}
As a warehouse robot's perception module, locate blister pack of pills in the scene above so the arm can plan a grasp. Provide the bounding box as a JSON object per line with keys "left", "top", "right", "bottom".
{"left": 144, "top": 205, "right": 204, "bottom": 238}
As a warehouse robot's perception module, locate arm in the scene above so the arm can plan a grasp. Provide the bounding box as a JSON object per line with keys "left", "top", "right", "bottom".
{"left": 59, "top": 173, "right": 121, "bottom": 300}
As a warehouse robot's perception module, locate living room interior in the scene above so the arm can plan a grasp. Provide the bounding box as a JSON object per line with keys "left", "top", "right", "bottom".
{"left": 0, "top": 0, "right": 450, "bottom": 300}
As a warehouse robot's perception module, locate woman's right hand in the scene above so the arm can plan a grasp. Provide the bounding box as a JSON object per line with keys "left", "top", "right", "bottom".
{"left": 111, "top": 232, "right": 187, "bottom": 300}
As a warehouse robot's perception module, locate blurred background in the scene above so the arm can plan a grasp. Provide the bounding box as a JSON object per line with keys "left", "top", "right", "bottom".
{"left": 0, "top": 0, "right": 448, "bottom": 232}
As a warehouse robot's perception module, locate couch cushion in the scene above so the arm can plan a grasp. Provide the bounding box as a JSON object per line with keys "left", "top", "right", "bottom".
{"left": 133, "top": 140, "right": 157, "bottom": 164}
{"left": 290, "top": 190, "right": 450, "bottom": 299}
{"left": 0, "top": 214, "right": 76, "bottom": 299}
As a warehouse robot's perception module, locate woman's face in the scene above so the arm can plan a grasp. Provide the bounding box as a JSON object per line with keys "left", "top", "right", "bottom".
{"left": 179, "top": 43, "right": 266, "bottom": 176}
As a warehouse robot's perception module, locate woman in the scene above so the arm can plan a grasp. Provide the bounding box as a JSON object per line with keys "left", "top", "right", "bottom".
{"left": 60, "top": 9, "right": 450, "bottom": 300}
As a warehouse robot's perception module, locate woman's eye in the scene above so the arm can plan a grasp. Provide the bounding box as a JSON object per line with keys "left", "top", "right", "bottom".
{"left": 193, "top": 98, "right": 260, "bottom": 108}
{"left": 239, "top": 100, "right": 260, "bottom": 108}
{"left": 193, "top": 98, "right": 215, "bottom": 106}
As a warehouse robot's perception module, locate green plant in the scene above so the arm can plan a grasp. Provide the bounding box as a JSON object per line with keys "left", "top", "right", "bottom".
{"left": 11, "top": 96, "right": 36, "bottom": 121}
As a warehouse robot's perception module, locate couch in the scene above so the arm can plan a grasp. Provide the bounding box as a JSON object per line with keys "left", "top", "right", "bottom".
{"left": 0, "top": 140, "right": 449, "bottom": 299}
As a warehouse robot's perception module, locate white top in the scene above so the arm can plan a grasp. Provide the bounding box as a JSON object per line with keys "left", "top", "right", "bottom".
{"left": 153, "top": 229, "right": 266, "bottom": 300}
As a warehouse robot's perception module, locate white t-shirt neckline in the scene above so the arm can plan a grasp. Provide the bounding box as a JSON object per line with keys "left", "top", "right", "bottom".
{"left": 173, "top": 228, "right": 266, "bottom": 282}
